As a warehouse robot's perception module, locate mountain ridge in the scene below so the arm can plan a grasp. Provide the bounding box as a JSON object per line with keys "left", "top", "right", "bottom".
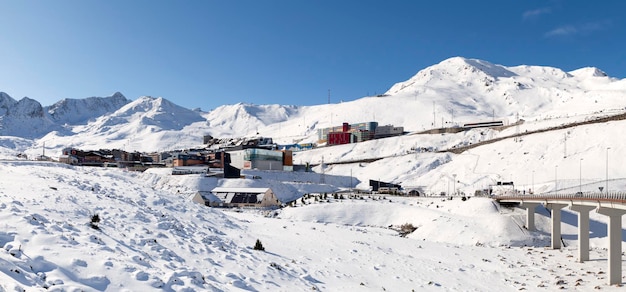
{"left": 1, "top": 56, "right": 626, "bottom": 154}
{"left": 47, "top": 92, "right": 130, "bottom": 125}
{"left": 0, "top": 92, "right": 131, "bottom": 138}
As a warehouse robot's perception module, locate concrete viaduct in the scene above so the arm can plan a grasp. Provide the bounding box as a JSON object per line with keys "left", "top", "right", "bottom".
{"left": 496, "top": 193, "right": 626, "bottom": 285}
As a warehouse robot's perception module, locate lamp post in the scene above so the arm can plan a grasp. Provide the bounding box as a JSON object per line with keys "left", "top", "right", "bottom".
{"left": 579, "top": 158, "right": 583, "bottom": 193}
{"left": 350, "top": 168, "right": 353, "bottom": 193}
{"left": 453, "top": 174, "right": 457, "bottom": 196}
{"left": 555, "top": 165, "right": 558, "bottom": 194}
{"left": 531, "top": 170, "right": 535, "bottom": 194}
{"left": 606, "top": 147, "right": 610, "bottom": 194}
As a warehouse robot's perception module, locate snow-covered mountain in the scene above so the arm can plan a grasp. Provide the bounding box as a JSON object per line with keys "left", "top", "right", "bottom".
{"left": 1, "top": 56, "right": 626, "bottom": 155}
{"left": 0, "top": 92, "right": 130, "bottom": 138}
{"left": 64, "top": 96, "right": 206, "bottom": 151}
{"left": 47, "top": 92, "right": 130, "bottom": 125}
{"left": 385, "top": 57, "right": 626, "bottom": 120}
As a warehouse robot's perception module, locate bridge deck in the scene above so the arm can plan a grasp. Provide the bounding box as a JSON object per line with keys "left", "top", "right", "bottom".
{"left": 495, "top": 193, "right": 626, "bottom": 205}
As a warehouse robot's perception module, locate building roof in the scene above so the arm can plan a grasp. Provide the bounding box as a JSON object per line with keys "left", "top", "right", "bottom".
{"left": 209, "top": 187, "right": 277, "bottom": 205}
{"left": 211, "top": 187, "right": 270, "bottom": 194}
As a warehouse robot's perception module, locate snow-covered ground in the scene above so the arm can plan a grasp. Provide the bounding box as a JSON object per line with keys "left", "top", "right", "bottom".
{"left": 1, "top": 161, "right": 625, "bottom": 291}
{"left": 2, "top": 56, "right": 626, "bottom": 290}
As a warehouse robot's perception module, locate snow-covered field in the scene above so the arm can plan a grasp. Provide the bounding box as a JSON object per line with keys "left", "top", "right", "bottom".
{"left": 1, "top": 161, "right": 625, "bottom": 291}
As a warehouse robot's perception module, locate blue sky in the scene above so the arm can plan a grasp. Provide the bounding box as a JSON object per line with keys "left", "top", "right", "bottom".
{"left": 0, "top": 1, "right": 624, "bottom": 111}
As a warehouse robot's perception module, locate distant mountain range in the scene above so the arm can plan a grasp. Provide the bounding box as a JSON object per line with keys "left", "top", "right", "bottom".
{"left": 0, "top": 92, "right": 130, "bottom": 138}
{"left": 1, "top": 57, "right": 625, "bottom": 156}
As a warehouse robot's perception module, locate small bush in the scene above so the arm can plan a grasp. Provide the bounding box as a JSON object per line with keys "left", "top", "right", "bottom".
{"left": 253, "top": 239, "right": 265, "bottom": 251}
{"left": 398, "top": 223, "right": 417, "bottom": 237}
{"left": 90, "top": 214, "right": 101, "bottom": 230}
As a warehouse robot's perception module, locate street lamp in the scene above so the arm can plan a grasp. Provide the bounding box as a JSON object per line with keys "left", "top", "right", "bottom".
{"left": 606, "top": 147, "right": 610, "bottom": 194}
{"left": 350, "top": 168, "right": 353, "bottom": 193}
{"left": 579, "top": 158, "right": 583, "bottom": 193}
{"left": 452, "top": 174, "right": 457, "bottom": 196}
{"left": 554, "top": 165, "right": 558, "bottom": 194}
{"left": 531, "top": 170, "right": 535, "bottom": 194}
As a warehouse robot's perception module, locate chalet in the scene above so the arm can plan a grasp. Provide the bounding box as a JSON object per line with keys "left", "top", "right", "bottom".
{"left": 193, "top": 187, "right": 281, "bottom": 208}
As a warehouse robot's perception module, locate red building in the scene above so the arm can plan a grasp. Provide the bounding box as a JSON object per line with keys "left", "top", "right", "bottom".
{"left": 327, "top": 132, "right": 354, "bottom": 145}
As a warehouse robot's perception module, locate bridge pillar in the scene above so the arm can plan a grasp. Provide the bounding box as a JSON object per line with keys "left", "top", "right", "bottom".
{"left": 519, "top": 202, "right": 540, "bottom": 231}
{"left": 596, "top": 207, "right": 626, "bottom": 285}
{"left": 569, "top": 205, "right": 596, "bottom": 262}
{"left": 545, "top": 203, "right": 567, "bottom": 249}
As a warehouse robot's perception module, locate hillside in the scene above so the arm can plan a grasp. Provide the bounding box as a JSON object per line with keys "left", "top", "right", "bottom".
{"left": 2, "top": 161, "right": 626, "bottom": 291}
{"left": 0, "top": 57, "right": 625, "bottom": 195}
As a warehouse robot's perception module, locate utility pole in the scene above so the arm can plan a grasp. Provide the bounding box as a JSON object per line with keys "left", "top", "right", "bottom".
{"left": 555, "top": 165, "right": 558, "bottom": 193}
{"left": 579, "top": 158, "right": 583, "bottom": 192}
{"left": 532, "top": 170, "right": 535, "bottom": 194}
{"left": 515, "top": 113, "right": 520, "bottom": 142}
{"left": 451, "top": 109, "right": 454, "bottom": 126}
{"left": 328, "top": 89, "right": 332, "bottom": 125}
{"left": 606, "top": 147, "right": 610, "bottom": 194}
{"left": 432, "top": 101, "right": 436, "bottom": 128}
{"left": 453, "top": 174, "right": 457, "bottom": 196}
{"left": 320, "top": 156, "right": 325, "bottom": 184}
{"left": 350, "top": 168, "right": 353, "bottom": 193}
{"left": 563, "top": 133, "right": 567, "bottom": 158}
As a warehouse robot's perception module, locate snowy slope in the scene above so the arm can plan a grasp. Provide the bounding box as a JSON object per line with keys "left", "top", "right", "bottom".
{"left": 3, "top": 56, "right": 626, "bottom": 290}
{"left": 386, "top": 57, "right": 626, "bottom": 121}
{"left": 37, "top": 96, "right": 208, "bottom": 153}
{"left": 46, "top": 92, "right": 130, "bottom": 125}
{"left": 0, "top": 161, "right": 259, "bottom": 290}
{"left": 1, "top": 161, "right": 625, "bottom": 291}
{"left": 0, "top": 94, "right": 54, "bottom": 138}
{"left": 0, "top": 56, "right": 625, "bottom": 195}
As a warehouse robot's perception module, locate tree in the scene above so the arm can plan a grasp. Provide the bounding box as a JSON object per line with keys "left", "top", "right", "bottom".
{"left": 253, "top": 239, "right": 265, "bottom": 251}
{"left": 90, "top": 214, "right": 101, "bottom": 230}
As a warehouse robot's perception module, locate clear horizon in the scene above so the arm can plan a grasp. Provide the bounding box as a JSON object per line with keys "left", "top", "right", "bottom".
{"left": 1, "top": 0, "right": 625, "bottom": 110}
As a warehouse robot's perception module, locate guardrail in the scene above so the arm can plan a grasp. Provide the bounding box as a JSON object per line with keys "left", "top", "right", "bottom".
{"left": 495, "top": 192, "right": 626, "bottom": 204}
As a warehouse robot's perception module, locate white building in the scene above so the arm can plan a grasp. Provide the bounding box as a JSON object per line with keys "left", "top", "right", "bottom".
{"left": 194, "top": 187, "right": 281, "bottom": 208}
{"left": 228, "top": 148, "right": 287, "bottom": 171}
